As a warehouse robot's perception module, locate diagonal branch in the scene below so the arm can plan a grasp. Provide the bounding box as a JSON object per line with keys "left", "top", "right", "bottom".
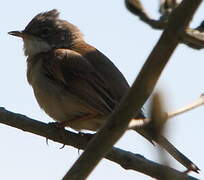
{"left": 0, "top": 107, "right": 199, "bottom": 180}
{"left": 63, "top": 1, "right": 202, "bottom": 179}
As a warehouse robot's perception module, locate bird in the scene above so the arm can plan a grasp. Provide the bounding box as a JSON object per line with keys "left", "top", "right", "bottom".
{"left": 8, "top": 9, "right": 199, "bottom": 172}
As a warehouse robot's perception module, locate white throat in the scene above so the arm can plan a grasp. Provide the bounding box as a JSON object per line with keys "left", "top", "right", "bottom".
{"left": 23, "top": 37, "right": 52, "bottom": 56}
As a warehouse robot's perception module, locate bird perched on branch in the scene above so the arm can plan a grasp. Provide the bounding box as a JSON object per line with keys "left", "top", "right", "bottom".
{"left": 8, "top": 9, "right": 199, "bottom": 172}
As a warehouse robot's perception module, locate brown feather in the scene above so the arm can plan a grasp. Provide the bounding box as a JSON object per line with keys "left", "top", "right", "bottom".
{"left": 26, "top": 48, "right": 118, "bottom": 130}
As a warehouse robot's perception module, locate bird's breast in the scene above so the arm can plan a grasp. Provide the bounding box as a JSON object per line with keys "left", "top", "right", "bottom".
{"left": 26, "top": 57, "right": 103, "bottom": 131}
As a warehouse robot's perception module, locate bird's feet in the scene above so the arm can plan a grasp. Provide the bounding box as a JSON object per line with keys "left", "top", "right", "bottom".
{"left": 47, "top": 122, "right": 67, "bottom": 149}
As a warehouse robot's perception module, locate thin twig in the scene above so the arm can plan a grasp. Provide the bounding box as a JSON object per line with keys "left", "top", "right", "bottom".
{"left": 129, "top": 94, "right": 204, "bottom": 129}
{"left": 168, "top": 94, "right": 204, "bottom": 118}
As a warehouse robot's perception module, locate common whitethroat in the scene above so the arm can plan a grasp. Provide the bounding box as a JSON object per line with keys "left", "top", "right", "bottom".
{"left": 8, "top": 9, "right": 199, "bottom": 172}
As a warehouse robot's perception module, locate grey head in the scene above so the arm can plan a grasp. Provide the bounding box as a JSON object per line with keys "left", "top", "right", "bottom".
{"left": 8, "top": 9, "right": 83, "bottom": 56}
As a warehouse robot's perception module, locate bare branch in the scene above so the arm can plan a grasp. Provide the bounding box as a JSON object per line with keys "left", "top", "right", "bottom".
{"left": 0, "top": 107, "right": 199, "bottom": 180}
{"left": 125, "top": 0, "right": 204, "bottom": 49}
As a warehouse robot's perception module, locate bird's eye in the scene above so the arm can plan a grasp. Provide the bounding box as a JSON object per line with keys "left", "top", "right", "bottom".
{"left": 41, "top": 28, "right": 50, "bottom": 37}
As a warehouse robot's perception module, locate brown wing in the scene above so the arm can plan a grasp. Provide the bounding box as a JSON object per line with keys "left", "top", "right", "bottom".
{"left": 42, "top": 48, "right": 117, "bottom": 115}
{"left": 77, "top": 43, "right": 145, "bottom": 118}
{"left": 83, "top": 48, "right": 130, "bottom": 101}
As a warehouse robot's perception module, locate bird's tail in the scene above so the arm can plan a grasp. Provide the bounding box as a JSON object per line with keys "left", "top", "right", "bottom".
{"left": 131, "top": 121, "right": 199, "bottom": 173}
{"left": 156, "top": 135, "right": 199, "bottom": 172}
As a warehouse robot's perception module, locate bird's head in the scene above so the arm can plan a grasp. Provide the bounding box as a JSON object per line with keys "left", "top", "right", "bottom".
{"left": 8, "top": 9, "right": 83, "bottom": 56}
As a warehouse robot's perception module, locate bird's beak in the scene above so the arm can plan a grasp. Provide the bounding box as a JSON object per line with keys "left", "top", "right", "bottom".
{"left": 8, "top": 31, "right": 25, "bottom": 38}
